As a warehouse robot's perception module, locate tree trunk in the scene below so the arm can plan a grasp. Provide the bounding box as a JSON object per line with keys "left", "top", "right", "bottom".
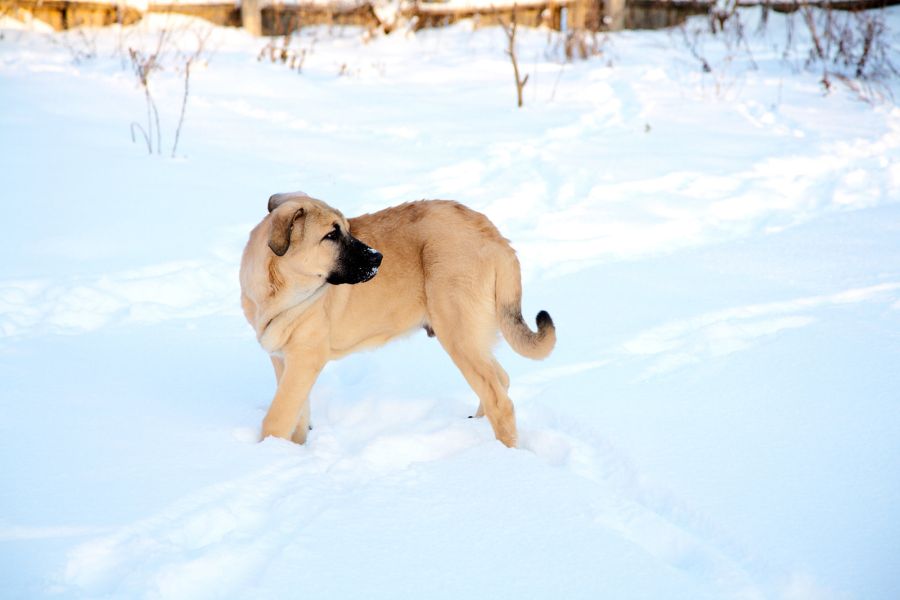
{"left": 242, "top": 0, "right": 263, "bottom": 36}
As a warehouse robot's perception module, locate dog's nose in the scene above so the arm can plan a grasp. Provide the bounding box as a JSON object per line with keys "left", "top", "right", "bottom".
{"left": 371, "top": 251, "right": 383, "bottom": 267}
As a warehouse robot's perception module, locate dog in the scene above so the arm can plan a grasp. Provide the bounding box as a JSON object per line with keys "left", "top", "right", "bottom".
{"left": 240, "top": 192, "right": 555, "bottom": 448}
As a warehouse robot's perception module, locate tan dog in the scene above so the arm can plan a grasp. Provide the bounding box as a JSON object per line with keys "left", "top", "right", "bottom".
{"left": 240, "top": 192, "right": 555, "bottom": 448}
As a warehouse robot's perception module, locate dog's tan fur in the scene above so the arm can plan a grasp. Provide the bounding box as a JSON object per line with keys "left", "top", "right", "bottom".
{"left": 240, "top": 193, "right": 555, "bottom": 447}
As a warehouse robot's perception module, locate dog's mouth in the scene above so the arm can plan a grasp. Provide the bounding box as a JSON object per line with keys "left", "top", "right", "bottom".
{"left": 351, "top": 261, "right": 380, "bottom": 284}
{"left": 358, "top": 249, "right": 383, "bottom": 283}
{"left": 358, "top": 266, "right": 379, "bottom": 283}
{"left": 327, "top": 238, "right": 383, "bottom": 285}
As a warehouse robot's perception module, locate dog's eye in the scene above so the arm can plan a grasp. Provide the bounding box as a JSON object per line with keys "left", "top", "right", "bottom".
{"left": 322, "top": 227, "right": 340, "bottom": 242}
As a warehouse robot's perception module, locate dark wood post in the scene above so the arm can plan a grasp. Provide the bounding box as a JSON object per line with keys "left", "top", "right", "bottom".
{"left": 604, "top": 0, "right": 625, "bottom": 30}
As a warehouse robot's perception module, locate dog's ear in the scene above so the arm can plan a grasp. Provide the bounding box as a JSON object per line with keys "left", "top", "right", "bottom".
{"left": 268, "top": 206, "right": 305, "bottom": 256}
{"left": 268, "top": 191, "right": 309, "bottom": 213}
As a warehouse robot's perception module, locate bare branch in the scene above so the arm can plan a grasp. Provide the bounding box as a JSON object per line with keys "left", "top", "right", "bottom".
{"left": 171, "top": 58, "right": 192, "bottom": 158}
{"left": 498, "top": 4, "right": 528, "bottom": 108}
{"left": 130, "top": 122, "right": 151, "bottom": 154}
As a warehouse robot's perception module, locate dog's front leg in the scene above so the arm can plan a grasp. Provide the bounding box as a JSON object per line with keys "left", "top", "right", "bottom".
{"left": 261, "top": 348, "right": 325, "bottom": 444}
{"left": 270, "top": 355, "right": 312, "bottom": 439}
{"left": 270, "top": 355, "right": 284, "bottom": 382}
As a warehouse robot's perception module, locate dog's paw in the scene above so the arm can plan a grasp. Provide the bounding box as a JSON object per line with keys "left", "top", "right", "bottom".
{"left": 260, "top": 419, "right": 293, "bottom": 442}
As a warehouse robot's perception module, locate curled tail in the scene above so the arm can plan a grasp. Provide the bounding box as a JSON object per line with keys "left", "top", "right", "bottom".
{"left": 495, "top": 251, "right": 556, "bottom": 360}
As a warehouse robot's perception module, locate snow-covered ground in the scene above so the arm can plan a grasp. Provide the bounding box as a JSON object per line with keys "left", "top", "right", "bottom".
{"left": 1, "top": 9, "right": 899, "bottom": 599}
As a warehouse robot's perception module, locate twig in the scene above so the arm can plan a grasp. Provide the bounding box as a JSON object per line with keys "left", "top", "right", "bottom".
{"left": 130, "top": 122, "right": 151, "bottom": 154}
{"left": 498, "top": 6, "right": 529, "bottom": 108}
{"left": 171, "top": 58, "right": 192, "bottom": 158}
{"left": 549, "top": 61, "right": 565, "bottom": 102}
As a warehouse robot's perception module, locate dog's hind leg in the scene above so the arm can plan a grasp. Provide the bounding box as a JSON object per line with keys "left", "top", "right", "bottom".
{"left": 469, "top": 356, "right": 511, "bottom": 420}
{"left": 428, "top": 306, "right": 517, "bottom": 447}
{"left": 493, "top": 358, "right": 510, "bottom": 391}
{"left": 450, "top": 347, "right": 517, "bottom": 447}
{"left": 470, "top": 360, "right": 508, "bottom": 418}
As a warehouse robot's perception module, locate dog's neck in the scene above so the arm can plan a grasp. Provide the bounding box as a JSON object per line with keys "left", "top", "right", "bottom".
{"left": 256, "top": 282, "right": 328, "bottom": 353}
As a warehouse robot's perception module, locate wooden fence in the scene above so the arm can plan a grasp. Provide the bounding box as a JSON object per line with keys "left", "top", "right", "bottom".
{"left": 3, "top": 0, "right": 896, "bottom": 34}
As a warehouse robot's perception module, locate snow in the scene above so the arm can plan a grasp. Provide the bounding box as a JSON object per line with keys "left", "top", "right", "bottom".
{"left": 2, "top": 8, "right": 900, "bottom": 600}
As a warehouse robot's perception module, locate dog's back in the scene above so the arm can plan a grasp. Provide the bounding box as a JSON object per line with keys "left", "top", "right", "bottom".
{"left": 342, "top": 200, "right": 555, "bottom": 359}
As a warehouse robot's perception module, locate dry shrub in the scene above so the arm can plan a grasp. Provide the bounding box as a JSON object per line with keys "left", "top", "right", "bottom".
{"left": 681, "top": 0, "right": 896, "bottom": 102}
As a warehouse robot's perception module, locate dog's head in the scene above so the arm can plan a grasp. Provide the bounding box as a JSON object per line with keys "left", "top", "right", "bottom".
{"left": 266, "top": 192, "right": 382, "bottom": 286}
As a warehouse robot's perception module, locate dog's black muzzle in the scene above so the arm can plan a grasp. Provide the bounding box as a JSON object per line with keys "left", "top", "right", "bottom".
{"left": 326, "top": 235, "right": 383, "bottom": 285}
